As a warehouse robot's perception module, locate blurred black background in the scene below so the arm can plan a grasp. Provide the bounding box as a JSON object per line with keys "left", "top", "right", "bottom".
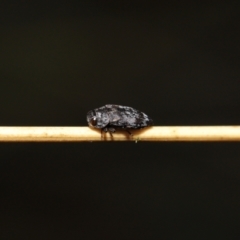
{"left": 1, "top": 1, "right": 240, "bottom": 239}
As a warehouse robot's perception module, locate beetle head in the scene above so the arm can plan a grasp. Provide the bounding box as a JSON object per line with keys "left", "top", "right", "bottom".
{"left": 86, "top": 110, "right": 109, "bottom": 129}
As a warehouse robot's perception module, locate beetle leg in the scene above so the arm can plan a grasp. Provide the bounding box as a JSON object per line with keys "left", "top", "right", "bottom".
{"left": 108, "top": 127, "right": 115, "bottom": 139}
{"left": 101, "top": 128, "right": 108, "bottom": 140}
{"left": 125, "top": 129, "right": 133, "bottom": 136}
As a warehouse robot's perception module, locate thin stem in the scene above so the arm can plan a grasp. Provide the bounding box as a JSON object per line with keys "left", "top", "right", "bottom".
{"left": 0, "top": 126, "right": 240, "bottom": 142}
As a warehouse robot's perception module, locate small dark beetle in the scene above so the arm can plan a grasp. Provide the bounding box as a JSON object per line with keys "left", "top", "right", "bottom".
{"left": 86, "top": 104, "right": 153, "bottom": 137}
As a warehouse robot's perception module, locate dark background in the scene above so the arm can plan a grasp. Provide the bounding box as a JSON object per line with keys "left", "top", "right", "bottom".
{"left": 1, "top": 1, "right": 240, "bottom": 239}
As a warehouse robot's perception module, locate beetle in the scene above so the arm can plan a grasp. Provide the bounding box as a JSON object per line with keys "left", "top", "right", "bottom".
{"left": 86, "top": 104, "right": 153, "bottom": 138}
